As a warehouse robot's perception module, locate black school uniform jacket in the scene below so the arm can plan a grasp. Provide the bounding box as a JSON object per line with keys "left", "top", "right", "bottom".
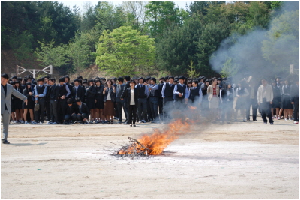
{"left": 78, "top": 103, "right": 90, "bottom": 115}
{"left": 71, "top": 85, "right": 85, "bottom": 102}
{"left": 121, "top": 87, "right": 139, "bottom": 105}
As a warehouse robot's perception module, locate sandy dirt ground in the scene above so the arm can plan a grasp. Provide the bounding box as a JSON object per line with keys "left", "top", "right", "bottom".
{"left": 1, "top": 119, "right": 299, "bottom": 199}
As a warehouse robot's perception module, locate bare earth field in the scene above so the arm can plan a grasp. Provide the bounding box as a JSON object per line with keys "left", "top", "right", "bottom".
{"left": 1, "top": 119, "right": 299, "bottom": 199}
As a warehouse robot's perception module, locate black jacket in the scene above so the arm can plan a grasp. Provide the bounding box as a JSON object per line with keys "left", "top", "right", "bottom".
{"left": 86, "top": 85, "right": 96, "bottom": 98}
{"left": 121, "top": 87, "right": 139, "bottom": 106}
{"left": 103, "top": 86, "right": 116, "bottom": 102}
{"left": 290, "top": 84, "right": 299, "bottom": 102}
{"left": 48, "top": 84, "right": 59, "bottom": 100}
{"left": 71, "top": 85, "right": 85, "bottom": 102}
{"left": 77, "top": 103, "right": 90, "bottom": 115}
{"left": 65, "top": 103, "right": 78, "bottom": 115}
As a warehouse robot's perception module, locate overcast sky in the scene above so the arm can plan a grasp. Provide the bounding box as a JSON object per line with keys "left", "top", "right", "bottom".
{"left": 60, "top": 1, "right": 193, "bottom": 13}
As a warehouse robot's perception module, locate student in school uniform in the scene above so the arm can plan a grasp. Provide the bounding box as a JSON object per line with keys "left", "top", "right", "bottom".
{"left": 47, "top": 78, "right": 58, "bottom": 124}
{"left": 65, "top": 98, "right": 77, "bottom": 124}
{"left": 121, "top": 80, "right": 139, "bottom": 127}
{"left": 94, "top": 79, "right": 105, "bottom": 123}
{"left": 257, "top": 78, "right": 274, "bottom": 124}
{"left": 74, "top": 99, "right": 90, "bottom": 124}
{"left": 115, "top": 77, "right": 126, "bottom": 124}
{"left": 86, "top": 79, "right": 96, "bottom": 123}
{"left": 57, "top": 77, "right": 71, "bottom": 124}
{"left": 158, "top": 77, "right": 165, "bottom": 119}
{"left": 173, "top": 76, "right": 189, "bottom": 105}
{"left": 103, "top": 80, "right": 116, "bottom": 124}
{"left": 13, "top": 80, "right": 24, "bottom": 123}
{"left": 279, "top": 79, "right": 293, "bottom": 121}
{"left": 23, "top": 82, "right": 35, "bottom": 124}
{"left": 136, "top": 77, "right": 149, "bottom": 123}
{"left": 33, "top": 78, "right": 47, "bottom": 124}
{"left": 148, "top": 78, "right": 159, "bottom": 122}
{"left": 71, "top": 79, "right": 85, "bottom": 103}
{"left": 290, "top": 79, "right": 299, "bottom": 124}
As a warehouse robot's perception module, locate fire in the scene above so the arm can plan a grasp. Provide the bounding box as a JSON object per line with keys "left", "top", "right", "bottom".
{"left": 118, "top": 119, "right": 192, "bottom": 155}
{"left": 189, "top": 106, "right": 197, "bottom": 110}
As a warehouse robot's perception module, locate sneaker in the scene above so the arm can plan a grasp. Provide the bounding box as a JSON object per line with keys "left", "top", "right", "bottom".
{"left": 84, "top": 121, "right": 88, "bottom": 124}
{"left": 25, "top": 121, "right": 29, "bottom": 124}
{"left": 89, "top": 121, "right": 94, "bottom": 124}
{"left": 52, "top": 122, "right": 57, "bottom": 124}
{"left": 284, "top": 118, "right": 288, "bottom": 121}
{"left": 32, "top": 121, "right": 37, "bottom": 124}
{"left": 289, "top": 118, "right": 293, "bottom": 121}
{"left": 277, "top": 117, "right": 280, "bottom": 120}
{"left": 2, "top": 140, "right": 10, "bottom": 144}
{"left": 263, "top": 121, "right": 267, "bottom": 124}
{"left": 20, "top": 120, "right": 25, "bottom": 124}
{"left": 270, "top": 122, "right": 274, "bottom": 125}
{"left": 47, "top": 121, "right": 52, "bottom": 125}
{"left": 133, "top": 124, "right": 136, "bottom": 127}
{"left": 130, "top": 124, "right": 132, "bottom": 127}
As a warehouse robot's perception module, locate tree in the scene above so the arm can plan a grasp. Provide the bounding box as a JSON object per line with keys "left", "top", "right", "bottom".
{"left": 95, "top": 26, "right": 155, "bottom": 77}
{"left": 262, "top": 10, "right": 299, "bottom": 75}
{"left": 35, "top": 41, "right": 69, "bottom": 68}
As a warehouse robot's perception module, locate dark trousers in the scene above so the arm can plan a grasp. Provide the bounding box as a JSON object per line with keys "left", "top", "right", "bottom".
{"left": 163, "top": 97, "right": 174, "bottom": 119}
{"left": 35, "top": 98, "right": 45, "bottom": 122}
{"left": 49, "top": 100, "right": 57, "bottom": 123}
{"left": 147, "top": 98, "right": 152, "bottom": 121}
{"left": 57, "top": 99, "right": 66, "bottom": 123}
{"left": 293, "top": 98, "right": 299, "bottom": 121}
{"left": 137, "top": 98, "right": 147, "bottom": 121}
{"left": 116, "top": 98, "right": 125, "bottom": 122}
{"left": 246, "top": 98, "right": 258, "bottom": 120}
{"left": 260, "top": 99, "right": 272, "bottom": 123}
{"left": 158, "top": 97, "right": 163, "bottom": 117}
{"left": 149, "top": 97, "right": 158, "bottom": 120}
{"left": 128, "top": 105, "right": 137, "bottom": 124}
{"left": 123, "top": 98, "right": 129, "bottom": 121}
{"left": 45, "top": 99, "right": 51, "bottom": 121}
{"left": 65, "top": 113, "right": 77, "bottom": 121}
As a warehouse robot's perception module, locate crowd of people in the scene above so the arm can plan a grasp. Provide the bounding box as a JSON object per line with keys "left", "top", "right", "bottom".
{"left": 5, "top": 74, "right": 300, "bottom": 127}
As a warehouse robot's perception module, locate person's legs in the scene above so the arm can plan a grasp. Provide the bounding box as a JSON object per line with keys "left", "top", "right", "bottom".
{"left": 116, "top": 101, "right": 122, "bottom": 123}
{"left": 29, "top": 109, "right": 34, "bottom": 122}
{"left": 293, "top": 99, "right": 299, "bottom": 122}
{"left": 133, "top": 105, "right": 137, "bottom": 124}
{"left": 39, "top": 98, "right": 45, "bottom": 123}
{"left": 252, "top": 99, "right": 257, "bottom": 121}
{"left": 23, "top": 109, "right": 28, "bottom": 122}
{"left": 2, "top": 110, "right": 10, "bottom": 141}
{"left": 128, "top": 105, "right": 133, "bottom": 125}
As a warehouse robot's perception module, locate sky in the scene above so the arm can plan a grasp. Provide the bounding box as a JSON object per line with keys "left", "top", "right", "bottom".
{"left": 60, "top": 1, "right": 193, "bottom": 13}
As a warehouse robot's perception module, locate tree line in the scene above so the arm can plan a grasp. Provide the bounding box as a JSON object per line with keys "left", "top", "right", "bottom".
{"left": 2, "top": 1, "right": 297, "bottom": 78}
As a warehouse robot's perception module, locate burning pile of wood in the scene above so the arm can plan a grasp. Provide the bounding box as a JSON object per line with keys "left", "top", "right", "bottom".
{"left": 115, "top": 119, "right": 192, "bottom": 158}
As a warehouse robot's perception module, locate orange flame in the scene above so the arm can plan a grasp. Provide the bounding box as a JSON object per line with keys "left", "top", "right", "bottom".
{"left": 118, "top": 119, "right": 192, "bottom": 155}
{"left": 189, "top": 106, "right": 197, "bottom": 110}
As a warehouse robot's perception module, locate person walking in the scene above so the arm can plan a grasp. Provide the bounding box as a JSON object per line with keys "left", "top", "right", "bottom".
{"left": 1, "top": 73, "right": 27, "bottom": 144}
{"left": 257, "top": 78, "right": 274, "bottom": 124}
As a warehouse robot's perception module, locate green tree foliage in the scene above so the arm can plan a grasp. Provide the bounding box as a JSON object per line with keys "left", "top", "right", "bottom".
{"left": 145, "top": 1, "right": 188, "bottom": 38}
{"left": 95, "top": 26, "right": 155, "bottom": 77}
{"left": 262, "top": 10, "right": 299, "bottom": 73}
{"left": 35, "top": 41, "right": 69, "bottom": 68}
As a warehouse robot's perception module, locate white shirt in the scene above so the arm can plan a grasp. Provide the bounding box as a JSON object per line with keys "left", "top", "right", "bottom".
{"left": 130, "top": 89, "right": 135, "bottom": 105}
{"left": 107, "top": 88, "right": 111, "bottom": 100}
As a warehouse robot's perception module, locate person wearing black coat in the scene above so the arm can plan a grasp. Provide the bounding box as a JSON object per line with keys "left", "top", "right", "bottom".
{"left": 13, "top": 81, "right": 24, "bottom": 123}
{"left": 74, "top": 99, "right": 90, "bottom": 124}
{"left": 86, "top": 80, "right": 96, "bottom": 123}
{"left": 65, "top": 98, "right": 78, "bottom": 124}
{"left": 115, "top": 77, "right": 126, "bottom": 124}
{"left": 23, "top": 82, "right": 35, "bottom": 124}
{"left": 121, "top": 80, "right": 139, "bottom": 127}
{"left": 71, "top": 79, "right": 85, "bottom": 102}
{"left": 47, "top": 78, "right": 59, "bottom": 124}
{"left": 95, "top": 79, "right": 105, "bottom": 123}
{"left": 103, "top": 80, "right": 116, "bottom": 124}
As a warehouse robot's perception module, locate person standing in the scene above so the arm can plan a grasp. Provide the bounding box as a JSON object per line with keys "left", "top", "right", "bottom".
{"left": 122, "top": 80, "right": 139, "bottom": 127}
{"left": 173, "top": 76, "right": 189, "bottom": 105}
{"left": 71, "top": 79, "right": 85, "bottom": 102}
{"left": 57, "top": 77, "right": 70, "bottom": 124}
{"left": 13, "top": 80, "right": 24, "bottom": 123}
{"left": 290, "top": 79, "right": 299, "bottom": 124}
{"left": 95, "top": 79, "right": 105, "bottom": 123}
{"left": 115, "top": 77, "right": 126, "bottom": 124}
{"left": 1, "top": 73, "right": 27, "bottom": 144}
{"left": 257, "top": 78, "right": 274, "bottom": 124}
{"left": 272, "top": 79, "right": 282, "bottom": 120}
{"left": 34, "top": 78, "right": 47, "bottom": 124}
{"left": 220, "top": 83, "right": 234, "bottom": 124}
{"left": 235, "top": 80, "right": 249, "bottom": 122}
{"left": 86, "top": 79, "right": 96, "bottom": 123}
{"left": 103, "top": 80, "right": 116, "bottom": 124}
{"left": 148, "top": 78, "right": 159, "bottom": 122}
{"left": 161, "top": 76, "right": 175, "bottom": 119}
{"left": 48, "top": 78, "right": 58, "bottom": 124}
{"left": 23, "top": 82, "right": 35, "bottom": 124}
{"left": 136, "top": 77, "right": 149, "bottom": 123}
{"left": 158, "top": 77, "right": 165, "bottom": 119}
{"left": 207, "top": 78, "right": 220, "bottom": 121}
{"left": 280, "top": 80, "right": 293, "bottom": 121}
